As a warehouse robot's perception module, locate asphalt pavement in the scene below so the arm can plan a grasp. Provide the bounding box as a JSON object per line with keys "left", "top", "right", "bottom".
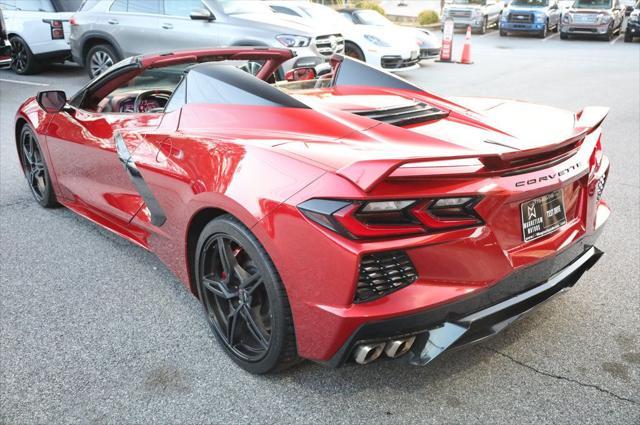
{"left": 1, "top": 31, "right": 639, "bottom": 424}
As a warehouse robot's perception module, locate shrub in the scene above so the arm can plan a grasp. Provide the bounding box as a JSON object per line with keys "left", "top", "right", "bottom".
{"left": 418, "top": 10, "right": 440, "bottom": 25}
{"left": 354, "top": 1, "right": 386, "bottom": 16}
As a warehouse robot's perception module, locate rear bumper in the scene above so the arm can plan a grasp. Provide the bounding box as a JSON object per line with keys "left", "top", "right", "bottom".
{"left": 327, "top": 231, "right": 604, "bottom": 367}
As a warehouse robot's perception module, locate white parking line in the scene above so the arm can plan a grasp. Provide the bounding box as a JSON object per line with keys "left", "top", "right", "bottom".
{"left": 610, "top": 34, "right": 622, "bottom": 44}
{"left": 543, "top": 32, "right": 560, "bottom": 42}
{"left": 0, "top": 78, "right": 49, "bottom": 87}
{"left": 478, "top": 30, "right": 498, "bottom": 38}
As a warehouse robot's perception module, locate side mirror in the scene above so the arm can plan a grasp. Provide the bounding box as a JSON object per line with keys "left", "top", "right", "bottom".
{"left": 625, "top": 5, "right": 634, "bottom": 14}
{"left": 285, "top": 67, "right": 317, "bottom": 82}
{"left": 190, "top": 8, "right": 214, "bottom": 21}
{"left": 36, "top": 90, "right": 67, "bottom": 113}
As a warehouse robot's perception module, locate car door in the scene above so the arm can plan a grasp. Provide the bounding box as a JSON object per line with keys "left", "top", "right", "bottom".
{"left": 103, "top": 0, "right": 162, "bottom": 57}
{"left": 159, "top": 0, "right": 219, "bottom": 51}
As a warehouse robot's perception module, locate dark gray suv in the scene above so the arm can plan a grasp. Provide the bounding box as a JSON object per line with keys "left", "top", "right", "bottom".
{"left": 70, "top": 0, "right": 344, "bottom": 78}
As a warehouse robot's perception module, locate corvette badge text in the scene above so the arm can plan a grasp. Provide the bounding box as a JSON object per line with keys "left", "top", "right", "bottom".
{"left": 515, "top": 162, "right": 582, "bottom": 187}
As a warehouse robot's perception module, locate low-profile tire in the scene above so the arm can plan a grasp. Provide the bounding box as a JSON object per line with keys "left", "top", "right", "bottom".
{"left": 560, "top": 32, "right": 569, "bottom": 40}
{"left": 195, "top": 215, "right": 300, "bottom": 374}
{"left": 344, "top": 41, "right": 365, "bottom": 62}
{"left": 9, "top": 36, "right": 41, "bottom": 75}
{"left": 86, "top": 44, "right": 118, "bottom": 79}
{"left": 19, "top": 125, "right": 58, "bottom": 208}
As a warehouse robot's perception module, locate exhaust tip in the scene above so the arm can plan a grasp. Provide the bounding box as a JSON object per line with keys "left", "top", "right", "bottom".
{"left": 353, "top": 342, "right": 385, "bottom": 364}
{"left": 384, "top": 336, "right": 416, "bottom": 358}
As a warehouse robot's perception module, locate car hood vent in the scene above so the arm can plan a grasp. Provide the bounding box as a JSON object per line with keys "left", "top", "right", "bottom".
{"left": 350, "top": 101, "right": 449, "bottom": 127}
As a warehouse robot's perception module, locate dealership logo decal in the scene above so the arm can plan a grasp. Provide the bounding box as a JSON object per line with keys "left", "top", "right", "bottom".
{"left": 527, "top": 205, "right": 537, "bottom": 220}
{"left": 515, "top": 162, "right": 582, "bottom": 187}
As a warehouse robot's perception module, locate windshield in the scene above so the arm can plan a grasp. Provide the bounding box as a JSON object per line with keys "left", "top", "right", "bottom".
{"left": 217, "top": 0, "right": 273, "bottom": 15}
{"left": 511, "top": 0, "right": 549, "bottom": 6}
{"left": 354, "top": 9, "right": 392, "bottom": 25}
{"left": 573, "top": 0, "right": 612, "bottom": 7}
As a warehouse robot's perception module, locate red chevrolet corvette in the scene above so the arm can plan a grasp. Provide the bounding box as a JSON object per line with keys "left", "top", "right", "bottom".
{"left": 15, "top": 48, "right": 610, "bottom": 374}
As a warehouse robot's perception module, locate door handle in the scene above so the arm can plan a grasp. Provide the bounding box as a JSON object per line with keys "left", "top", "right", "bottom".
{"left": 108, "top": 19, "right": 119, "bottom": 25}
{"left": 161, "top": 23, "right": 173, "bottom": 29}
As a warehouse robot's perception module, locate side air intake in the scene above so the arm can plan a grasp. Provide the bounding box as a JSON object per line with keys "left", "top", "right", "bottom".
{"left": 351, "top": 101, "right": 449, "bottom": 127}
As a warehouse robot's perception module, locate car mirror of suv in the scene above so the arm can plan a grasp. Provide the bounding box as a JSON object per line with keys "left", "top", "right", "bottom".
{"left": 190, "top": 8, "right": 214, "bottom": 21}
{"left": 36, "top": 90, "right": 67, "bottom": 113}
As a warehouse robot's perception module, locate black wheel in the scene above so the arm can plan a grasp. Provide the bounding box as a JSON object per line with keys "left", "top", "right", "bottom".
{"left": 560, "top": 32, "right": 569, "bottom": 40}
{"left": 86, "top": 44, "right": 118, "bottom": 79}
{"left": 19, "top": 125, "right": 58, "bottom": 208}
{"left": 344, "top": 41, "right": 365, "bottom": 62}
{"left": 9, "top": 36, "right": 40, "bottom": 75}
{"left": 539, "top": 22, "right": 548, "bottom": 38}
{"left": 195, "top": 215, "right": 299, "bottom": 374}
{"left": 624, "top": 32, "right": 632, "bottom": 42}
{"left": 500, "top": 29, "right": 507, "bottom": 36}
{"left": 479, "top": 17, "right": 488, "bottom": 34}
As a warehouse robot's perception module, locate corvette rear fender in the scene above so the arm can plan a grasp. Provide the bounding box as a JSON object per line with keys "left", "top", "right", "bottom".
{"left": 337, "top": 106, "right": 609, "bottom": 192}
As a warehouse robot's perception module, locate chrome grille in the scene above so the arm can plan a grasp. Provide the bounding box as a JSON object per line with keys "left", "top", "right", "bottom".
{"left": 508, "top": 12, "right": 533, "bottom": 23}
{"left": 450, "top": 9, "right": 472, "bottom": 18}
{"left": 355, "top": 251, "right": 418, "bottom": 303}
{"left": 573, "top": 13, "right": 598, "bottom": 24}
{"left": 314, "top": 34, "right": 345, "bottom": 56}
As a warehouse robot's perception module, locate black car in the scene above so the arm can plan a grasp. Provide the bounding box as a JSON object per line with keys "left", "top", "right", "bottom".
{"left": 625, "top": 1, "right": 640, "bottom": 41}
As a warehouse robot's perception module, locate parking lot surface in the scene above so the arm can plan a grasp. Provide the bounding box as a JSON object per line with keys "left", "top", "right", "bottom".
{"left": 1, "top": 32, "right": 639, "bottom": 424}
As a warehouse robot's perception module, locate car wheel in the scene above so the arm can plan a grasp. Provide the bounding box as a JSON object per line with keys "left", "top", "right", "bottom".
{"left": 624, "top": 32, "right": 632, "bottom": 42}
{"left": 479, "top": 17, "right": 488, "bottom": 34}
{"left": 539, "top": 22, "right": 548, "bottom": 38}
{"left": 86, "top": 44, "right": 118, "bottom": 79}
{"left": 344, "top": 41, "right": 365, "bottom": 62}
{"left": 500, "top": 29, "right": 507, "bottom": 36}
{"left": 19, "top": 125, "right": 58, "bottom": 208}
{"left": 9, "top": 36, "right": 40, "bottom": 75}
{"left": 195, "top": 215, "right": 300, "bottom": 374}
{"left": 560, "top": 32, "right": 569, "bottom": 40}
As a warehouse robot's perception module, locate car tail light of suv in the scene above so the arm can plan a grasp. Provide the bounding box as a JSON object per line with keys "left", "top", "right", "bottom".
{"left": 298, "top": 197, "right": 483, "bottom": 239}
{"left": 43, "top": 19, "right": 64, "bottom": 40}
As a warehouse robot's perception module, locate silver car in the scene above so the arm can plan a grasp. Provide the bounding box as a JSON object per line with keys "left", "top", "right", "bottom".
{"left": 70, "top": 0, "right": 344, "bottom": 78}
{"left": 560, "top": 0, "right": 625, "bottom": 39}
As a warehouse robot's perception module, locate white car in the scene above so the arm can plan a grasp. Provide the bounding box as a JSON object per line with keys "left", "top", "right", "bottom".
{"left": 0, "top": 0, "right": 78, "bottom": 74}
{"left": 269, "top": 1, "right": 422, "bottom": 72}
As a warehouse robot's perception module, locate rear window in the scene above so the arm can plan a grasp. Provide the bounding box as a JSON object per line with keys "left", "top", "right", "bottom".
{"left": 0, "top": 0, "right": 55, "bottom": 12}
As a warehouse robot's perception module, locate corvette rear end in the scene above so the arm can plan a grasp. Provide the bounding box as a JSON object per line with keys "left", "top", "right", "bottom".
{"left": 269, "top": 58, "right": 610, "bottom": 366}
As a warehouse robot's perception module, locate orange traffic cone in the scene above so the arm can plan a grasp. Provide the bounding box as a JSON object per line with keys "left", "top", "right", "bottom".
{"left": 458, "top": 26, "right": 473, "bottom": 65}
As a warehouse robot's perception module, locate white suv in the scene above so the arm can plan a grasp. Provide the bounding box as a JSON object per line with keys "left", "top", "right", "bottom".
{"left": 0, "top": 0, "right": 80, "bottom": 74}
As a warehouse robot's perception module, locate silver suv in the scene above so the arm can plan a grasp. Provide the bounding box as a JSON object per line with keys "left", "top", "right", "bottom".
{"left": 70, "top": 0, "right": 344, "bottom": 78}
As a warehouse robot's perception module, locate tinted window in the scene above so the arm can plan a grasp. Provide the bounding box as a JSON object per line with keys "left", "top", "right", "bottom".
{"left": 0, "top": 0, "right": 55, "bottom": 11}
{"left": 79, "top": 0, "right": 101, "bottom": 11}
{"left": 127, "top": 0, "right": 161, "bottom": 13}
{"left": 55, "top": 0, "right": 84, "bottom": 11}
{"left": 164, "top": 0, "right": 202, "bottom": 16}
{"left": 186, "top": 65, "right": 308, "bottom": 109}
{"left": 109, "top": 0, "right": 126, "bottom": 11}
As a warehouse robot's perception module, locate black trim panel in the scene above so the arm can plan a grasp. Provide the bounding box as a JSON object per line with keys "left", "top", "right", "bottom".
{"left": 115, "top": 133, "right": 166, "bottom": 227}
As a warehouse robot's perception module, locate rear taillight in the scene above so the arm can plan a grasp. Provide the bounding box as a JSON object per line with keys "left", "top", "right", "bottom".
{"left": 298, "top": 197, "right": 483, "bottom": 239}
{"left": 43, "top": 19, "right": 65, "bottom": 40}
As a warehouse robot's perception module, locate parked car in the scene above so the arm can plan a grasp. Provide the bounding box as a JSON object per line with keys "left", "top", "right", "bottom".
{"left": 70, "top": 0, "right": 344, "bottom": 78}
{"left": 625, "top": 0, "right": 640, "bottom": 41}
{"left": 0, "top": 0, "right": 81, "bottom": 74}
{"left": 269, "top": 1, "right": 421, "bottom": 72}
{"left": 337, "top": 8, "right": 441, "bottom": 61}
{"left": 500, "top": 0, "right": 562, "bottom": 37}
{"left": 15, "top": 47, "right": 610, "bottom": 374}
{"left": 0, "top": 9, "right": 11, "bottom": 68}
{"left": 560, "top": 0, "right": 625, "bottom": 40}
{"left": 442, "top": 0, "right": 505, "bottom": 34}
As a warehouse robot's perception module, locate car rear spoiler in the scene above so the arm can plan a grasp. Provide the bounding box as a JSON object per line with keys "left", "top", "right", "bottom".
{"left": 337, "top": 106, "right": 609, "bottom": 192}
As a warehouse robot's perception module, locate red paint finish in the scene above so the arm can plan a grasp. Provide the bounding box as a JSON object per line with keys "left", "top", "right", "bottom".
{"left": 15, "top": 48, "right": 610, "bottom": 363}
